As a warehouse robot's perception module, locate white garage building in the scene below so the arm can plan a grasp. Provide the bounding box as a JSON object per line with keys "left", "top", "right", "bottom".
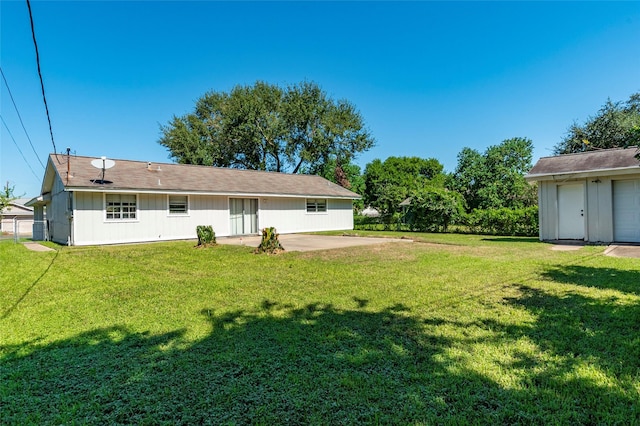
{"left": 525, "top": 147, "right": 640, "bottom": 243}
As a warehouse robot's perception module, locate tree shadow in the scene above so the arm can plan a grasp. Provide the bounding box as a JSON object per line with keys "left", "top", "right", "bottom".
{"left": 497, "top": 284, "right": 640, "bottom": 422}
{"left": 2, "top": 299, "right": 638, "bottom": 424}
{"left": 541, "top": 264, "right": 640, "bottom": 295}
{"left": 502, "top": 284, "right": 640, "bottom": 368}
{"left": 1, "top": 250, "right": 59, "bottom": 320}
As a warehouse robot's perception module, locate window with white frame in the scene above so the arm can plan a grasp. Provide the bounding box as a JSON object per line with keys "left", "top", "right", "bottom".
{"left": 306, "top": 198, "right": 327, "bottom": 213}
{"left": 106, "top": 194, "right": 137, "bottom": 220}
{"left": 168, "top": 195, "right": 188, "bottom": 214}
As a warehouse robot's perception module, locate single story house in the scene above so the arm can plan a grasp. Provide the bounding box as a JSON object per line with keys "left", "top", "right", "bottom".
{"left": 525, "top": 147, "right": 640, "bottom": 243}
{"left": 26, "top": 154, "right": 360, "bottom": 246}
{"left": 1, "top": 198, "right": 34, "bottom": 235}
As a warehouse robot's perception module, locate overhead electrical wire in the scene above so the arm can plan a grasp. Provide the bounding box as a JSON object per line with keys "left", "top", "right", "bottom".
{"left": 0, "top": 114, "right": 42, "bottom": 181}
{"left": 25, "top": 0, "right": 57, "bottom": 158}
{"left": 0, "top": 67, "right": 46, "bottom": 169}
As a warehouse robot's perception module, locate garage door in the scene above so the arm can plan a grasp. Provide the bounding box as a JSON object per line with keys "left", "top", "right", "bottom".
{"left": 613, "top": 179, "right": 640, "bottom": 243}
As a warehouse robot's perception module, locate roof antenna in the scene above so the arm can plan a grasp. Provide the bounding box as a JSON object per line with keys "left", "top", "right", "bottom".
{"left": 90, "top": 156, "right": 115, "bottom": 184}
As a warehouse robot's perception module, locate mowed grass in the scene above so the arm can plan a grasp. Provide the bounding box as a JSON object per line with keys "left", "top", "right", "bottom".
{"left": 1, "top": 234, "right": 639, "bottom": 425}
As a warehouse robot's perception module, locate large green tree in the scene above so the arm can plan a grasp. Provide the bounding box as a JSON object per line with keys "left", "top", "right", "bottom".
{"left": 159, "top": 81, "right": 375, "bottom": 182}
{"left": 308, "top": 158, "right": 365, "bottom": 209}
{"left": 363, "top": 156, "right": 445, "bottom": 216}
{"left": 449, "top": 137, "right": 537, "bottom": 211}
{"left": 554, "top": 92, "right": 640, "bottom": 155}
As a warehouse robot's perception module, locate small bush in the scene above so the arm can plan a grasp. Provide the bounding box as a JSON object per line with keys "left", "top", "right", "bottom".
{"left": 196, "top": 225, "right": 216, "bottom": 246}
{"left": 255, "top": 227, "right": 284, "bottom": 254}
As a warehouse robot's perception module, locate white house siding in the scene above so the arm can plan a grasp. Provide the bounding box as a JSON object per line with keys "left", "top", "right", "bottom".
{"left": 71, "top": 194, "right": 352, "bottom": 245}
{"left": 537, "top": 182, "right": 558, "bottom": 241}
{"left": 537, "top": 175, "right": 640, "bottom": 243}
{"left": 259, "top": 197, "right": 354, "bottom": 234}
{"left": 539, "top": 179, "right": 611, "bottom": 242}
{"left": 586, "top": 177, "right": 614, "bottom": 243}
{"left": 72, "top": 192, "right": 230, "bottom": 246}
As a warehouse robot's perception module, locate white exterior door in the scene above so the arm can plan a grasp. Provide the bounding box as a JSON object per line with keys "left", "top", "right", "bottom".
{"left": 613, "top": 179, "right": 640, "bottom": 243}
{"left": 230, "top": 198, "right": 258, "bottom": 235}
{"left": 558, "top": 184, "right": 585, "bottom": 240}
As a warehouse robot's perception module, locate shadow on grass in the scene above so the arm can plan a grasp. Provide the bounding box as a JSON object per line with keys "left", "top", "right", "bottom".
{"left": 1, "top": 250, "right": 59, "bottom": 320}
{"left": 502, "top": 283, "right": 640, "bottom": 369}
{"left": 541, "top": 264, "right": 640, "bottom": 295}
{"left": 497, "top": 284, "right": 640, "bottom": 422}
{"left": 2, "top": 299, "right": 638, "bottom": 424}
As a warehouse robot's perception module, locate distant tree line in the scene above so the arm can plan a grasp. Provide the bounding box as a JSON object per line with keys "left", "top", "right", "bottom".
{"left": 159, "top": 83, "right": 639, "bottom": 237}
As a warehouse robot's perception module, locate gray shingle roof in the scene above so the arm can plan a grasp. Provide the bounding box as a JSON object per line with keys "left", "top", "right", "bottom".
{"left": 526, "top": 147, "right": 640, "bottom": 181}
{"left": 12, "top": 198, "right": 34, "bottom": 207}
{"left": 47, "top": 154, "right": 360, "bottom": 199}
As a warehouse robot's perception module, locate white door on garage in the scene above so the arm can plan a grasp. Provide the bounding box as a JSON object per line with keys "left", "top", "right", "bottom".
{"left": 613, "top": 179, "right": 640, "bottom": 243}
{"left": 558, "top": 183, "right": 585, "bottom": 240}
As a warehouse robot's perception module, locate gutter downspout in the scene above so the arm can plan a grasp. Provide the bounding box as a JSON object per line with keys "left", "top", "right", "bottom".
{"left": 65, "top": 148, "right": 74, "bottom": 246}
{"left": 67, "top": 191, "right": 74, "bottom": 246}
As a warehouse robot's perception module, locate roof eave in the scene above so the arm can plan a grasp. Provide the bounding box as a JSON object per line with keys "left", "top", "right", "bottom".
{"left": 63, "top": 186, "right": 361, "bottom": 199}
{"left": 25, "top": 193, "right": 51, "bottom": 206}
{"left": 525, "top": 165, "right": 640, "bottom": 182}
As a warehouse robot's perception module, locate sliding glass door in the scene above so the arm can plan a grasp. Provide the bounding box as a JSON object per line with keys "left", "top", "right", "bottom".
{"left": 230, "top": 198, "right": 258, "bottom": 235}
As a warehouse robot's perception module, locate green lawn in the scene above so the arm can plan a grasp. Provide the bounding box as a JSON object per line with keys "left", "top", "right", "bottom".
{"left": 1, "top": 234, "right": 639, "bottom": 425}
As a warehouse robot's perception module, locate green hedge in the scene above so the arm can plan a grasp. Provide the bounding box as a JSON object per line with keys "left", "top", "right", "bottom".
{"left": 354, "top": 214, "right": 410, "bottom": 231}
{"left": 465, "top": 207, "right": 539, "bottom": 236}
{"left": 354, "top": 206, "right": 539, "bottom": 237}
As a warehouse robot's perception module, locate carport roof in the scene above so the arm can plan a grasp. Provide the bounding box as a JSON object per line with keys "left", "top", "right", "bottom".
{"left": 526, "top": 147, "right": 640, "bottom": 181}
{"left": 42, "top": 154, "right": 361, "bottom": 199}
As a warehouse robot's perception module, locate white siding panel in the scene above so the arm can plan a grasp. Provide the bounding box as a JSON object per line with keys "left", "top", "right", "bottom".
{"left": 259, "top": 197, "right": 353, "bottom": 234}
{"left": 71, "top": 192, "right": 352, "bottom": 245}
{"left": 538, "top": 182, "right": 557, "bottom": 241}
{"left": 73, "top": 193, "right": 232, "bottom": 245}
{"left": 539, "top": 177, "right": 622, "bottom": 243}
{"left": 73, "top": 191, "right": 103, "bottom": 244}
{"left": 586, "top": 178, "right": 614, "bottom": 243}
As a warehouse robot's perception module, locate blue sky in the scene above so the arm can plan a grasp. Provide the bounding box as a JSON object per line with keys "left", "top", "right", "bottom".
{"left": 1, "top": 1, "right": 639, "bottom": 198}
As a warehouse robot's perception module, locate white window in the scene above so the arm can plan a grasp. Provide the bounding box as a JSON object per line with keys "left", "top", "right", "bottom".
{"left": 306, "top": 198, "right": 327, "bottom": 213}
{"left": 106, "top": 194, "right": 137, "bottom": 220}
{"left": 169, "top": 195, "right": 188, "bottom": 214}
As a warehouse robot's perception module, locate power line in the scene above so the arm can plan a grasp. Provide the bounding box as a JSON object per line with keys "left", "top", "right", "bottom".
{"left": 0, "top": 67, "right": 46, "bottom": 169}
{"left": 25, "top": 0, "right": 57, "bottom": 157}
{"left": 0, "top": 114, "right": 41, "bottom": 182}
